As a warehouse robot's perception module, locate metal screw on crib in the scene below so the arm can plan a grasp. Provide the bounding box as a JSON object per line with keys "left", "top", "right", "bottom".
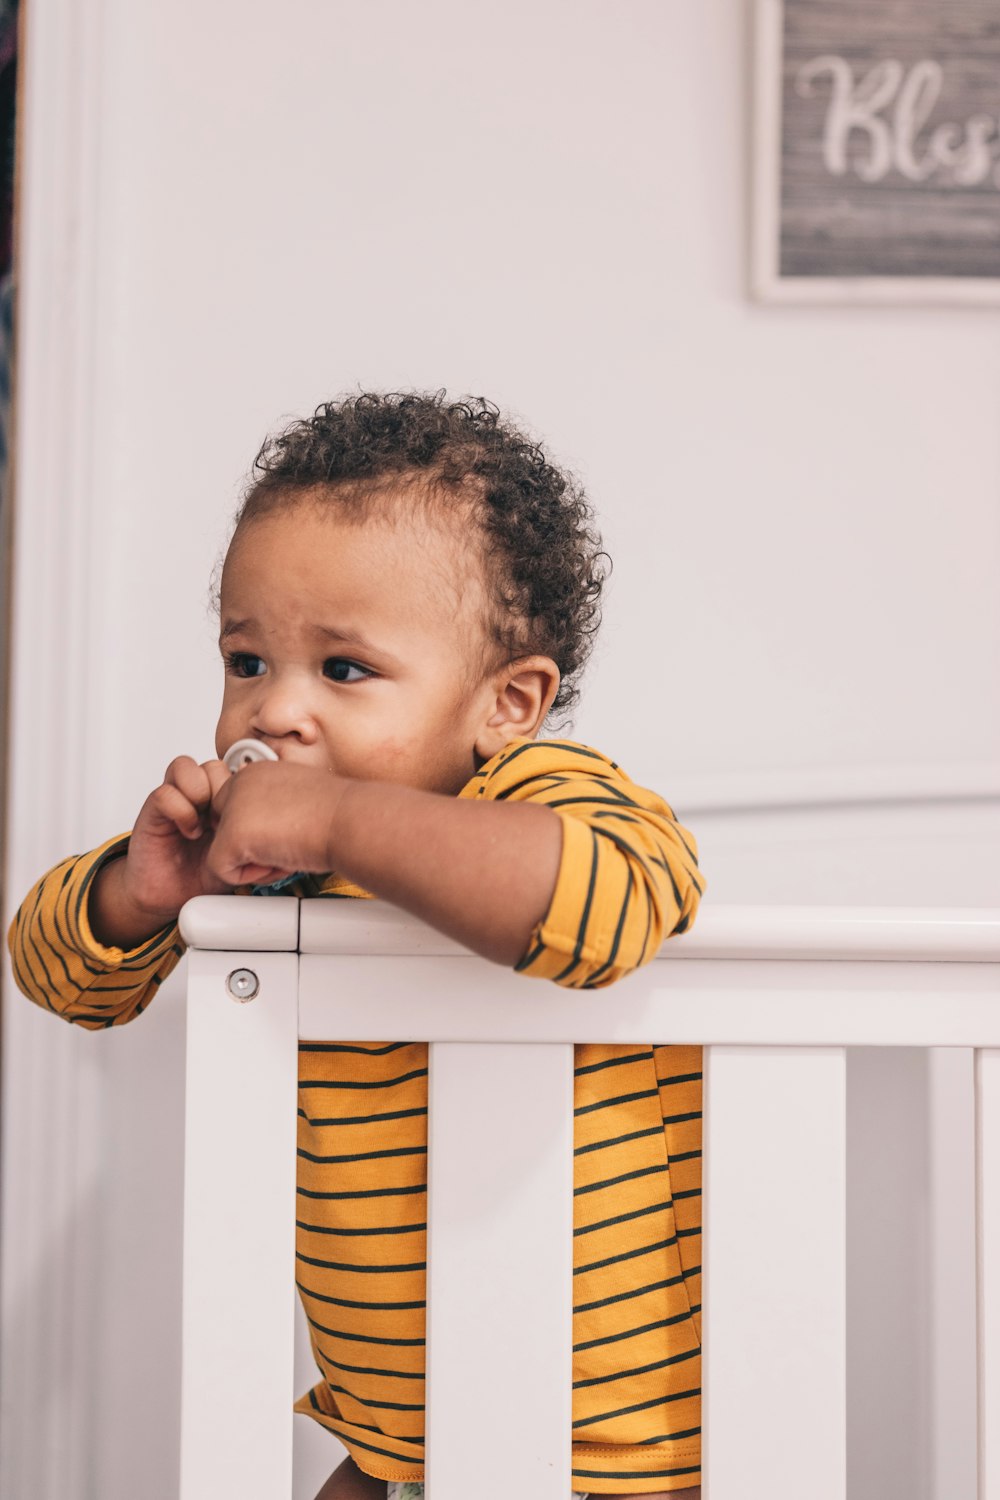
{"left": 226, "top": 968, "right": 260, "bottom": 1003}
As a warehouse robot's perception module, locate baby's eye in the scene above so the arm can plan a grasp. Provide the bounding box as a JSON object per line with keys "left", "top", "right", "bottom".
{"left": 225, "top": 652, "right": 266, "bottom": 678}
{"left": 323, "top": 658, "right": 370, "bottom": 684}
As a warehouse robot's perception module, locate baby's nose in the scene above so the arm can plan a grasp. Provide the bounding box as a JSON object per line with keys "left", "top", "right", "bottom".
{"left": 252, "top": 680, "right": 320, "bottom": 743}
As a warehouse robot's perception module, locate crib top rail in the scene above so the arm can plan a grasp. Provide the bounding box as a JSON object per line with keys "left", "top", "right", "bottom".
{"left": 179, "top": 895, "right": 1000, "bottom": 962}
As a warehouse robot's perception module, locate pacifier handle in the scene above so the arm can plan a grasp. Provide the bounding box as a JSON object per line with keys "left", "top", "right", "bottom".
{"left": 223, "top": 738, "right": 280, "bottom": 773}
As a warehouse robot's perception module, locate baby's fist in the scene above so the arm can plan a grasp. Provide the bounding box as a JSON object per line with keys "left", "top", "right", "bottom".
{"left": 89, "top": 756, "right": 235, "bottom": 949}
{"left": 207, "top": 762, "right": 342, "bottom": 888}
{"left": 124, "top": 756, "right": 235, "bottom": 913}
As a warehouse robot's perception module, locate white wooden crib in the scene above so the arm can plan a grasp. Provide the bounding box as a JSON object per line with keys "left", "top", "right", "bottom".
{"left": 176, "top": 897, "right": 1000, "bottom": 1500}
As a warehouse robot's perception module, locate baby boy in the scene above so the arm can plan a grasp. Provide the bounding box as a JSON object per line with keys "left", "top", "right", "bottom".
{"left": 9, "top": 391, "right": 705, "bottom": 1499}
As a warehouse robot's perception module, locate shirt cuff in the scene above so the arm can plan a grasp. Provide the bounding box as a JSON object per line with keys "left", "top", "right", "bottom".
{"left": 67, "top": 833, "right": 180, "bottom": 968}
{"left": 519, "top": 813, "right": 604, "bottom": 973}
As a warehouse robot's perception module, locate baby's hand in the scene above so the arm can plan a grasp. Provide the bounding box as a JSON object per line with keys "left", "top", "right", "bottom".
{"left": 89, "top": 757, "right": 235, "bottom": 948}
{"left": 207, "top": 761, "right": 342, "bottom": 888}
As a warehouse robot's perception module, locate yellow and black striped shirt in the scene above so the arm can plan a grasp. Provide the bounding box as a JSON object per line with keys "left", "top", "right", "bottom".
{"left": 8, "top": 737, "right": 705, "bottom": 1494}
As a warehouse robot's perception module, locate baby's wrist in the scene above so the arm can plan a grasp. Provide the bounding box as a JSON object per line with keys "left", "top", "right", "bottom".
{"left": 322, "top": 773, "right": 358, "bottom": 869}
{"left": 90, "top": 855, "right": 178, "bottom": 950}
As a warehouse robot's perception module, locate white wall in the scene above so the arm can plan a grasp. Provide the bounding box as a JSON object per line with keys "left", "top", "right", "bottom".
{"left": 3, "top": 2, "right": 999, "bottom": 1497}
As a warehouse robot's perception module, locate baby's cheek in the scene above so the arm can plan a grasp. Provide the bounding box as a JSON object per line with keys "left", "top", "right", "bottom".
{"left": 214, "top": 716, "right": 231, "bottom": 759}
{"left": 359, "top": 736, "right": 417, "bottom": 775}
{"left": 215, "top": 702, "right": 243, "bottom": 758}
{"left": 349, "top": 733, "right": 438, "bottom": 789}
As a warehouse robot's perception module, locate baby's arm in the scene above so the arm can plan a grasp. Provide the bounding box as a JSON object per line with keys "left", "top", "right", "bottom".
{"left": 207, "top": 743, "right": 704, "bottom": 980}
{"left": 303, "top": 785, "right": 563, "bottom": 965}
{"left": 7, "top": 835, "right": 186, "bottom": 1026}
{"left": 209, "top": 763, "right": 561, "bottom": 964}
{"left": 8, "top": 755, "right": 237, "bottom": 1024}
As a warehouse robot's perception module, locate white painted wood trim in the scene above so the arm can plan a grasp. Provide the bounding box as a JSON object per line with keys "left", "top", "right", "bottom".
{"left": 0, "top": 2, "right": 110, "bottom": 1498}
{"left": 180, "top": 895, "right": 1000, "bottom": 964}
{"left": 662, "top": 906, "right": 1000, "bottom": 963}
{"left": 976, "top": 1049, "right": 1000, "bottom": 1500}
{"left": 179, "top": 894, "right": 300, "bottom": 952}
{"left": 297, "top": 953, "right": 1000, "bottom": 1048}
{"left": 666, "top": 760, "right": 1000, "bottom": 815}
{"left": 180, "top": 950, "right": 300, "bottom": 1500}
{"left": 704, "top": 1046, "right": 847, "bottom": 1497}
{"left": 425, "top": 1042, "right": 574, "bottom": 1500}
{"left": 298, "top": 896, "right": 473, "bottom": 958}
{"left": 4, "top": 1, "right": 107, "bottom": 865}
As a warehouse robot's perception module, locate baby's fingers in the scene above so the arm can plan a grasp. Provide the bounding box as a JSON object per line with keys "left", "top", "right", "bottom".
{"left": 163, "top": 755, "right": 216, "bottom": 812}
{"left": 201, "top": 758, "right": 232, "bottom": 806}
{"left": 148, "top": 782, "right": 208, "bottom": 841}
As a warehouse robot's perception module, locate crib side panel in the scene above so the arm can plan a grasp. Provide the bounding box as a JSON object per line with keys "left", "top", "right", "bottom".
{"left": 425, "top": 1041, "right": 574, "bottom": 1500}
{"left": 180, "top": 950, "right": 300, "bottom": 1500}
{"left": 976, "top": 1048, "right": 1000, "bottom": 1500}
{"left": 703, "top": 1044, "right": 847, "bottom": 1500}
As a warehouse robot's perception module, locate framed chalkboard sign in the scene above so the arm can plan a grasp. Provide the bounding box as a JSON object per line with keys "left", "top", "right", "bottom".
{"left": 754, "top": 0, "right": 1000, "bottom": 302}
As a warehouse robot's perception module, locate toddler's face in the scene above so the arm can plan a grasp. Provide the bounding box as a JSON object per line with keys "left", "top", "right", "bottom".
{"left": 215, "top": 500, "right": 500, "bottom": 794}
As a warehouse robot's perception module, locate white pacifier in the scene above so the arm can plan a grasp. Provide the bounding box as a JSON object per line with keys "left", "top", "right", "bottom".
{"left": 223, "top": 738, "right": 279, "bottom": 773}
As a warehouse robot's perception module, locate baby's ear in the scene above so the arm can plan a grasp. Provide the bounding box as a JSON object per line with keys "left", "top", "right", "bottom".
{"left": 474, "top": 656, "right": 561, "bottom": 761}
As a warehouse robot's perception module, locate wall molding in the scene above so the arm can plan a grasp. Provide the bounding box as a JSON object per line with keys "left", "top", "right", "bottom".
{"left": 1, "top": 1, "right": 109, "bottom": 1496}
{"left": 662, "top": 761, "right": 1000, "bottom": 817}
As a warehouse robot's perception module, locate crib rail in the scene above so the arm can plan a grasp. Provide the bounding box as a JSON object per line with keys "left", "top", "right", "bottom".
{"left": 177, "top": 899, "right": 1000, "bottom": 1500}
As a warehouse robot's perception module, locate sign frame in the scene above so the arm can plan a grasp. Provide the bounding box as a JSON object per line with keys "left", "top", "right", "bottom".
{"left": 752, "top": 0, "right": 1000, "bottom": 305}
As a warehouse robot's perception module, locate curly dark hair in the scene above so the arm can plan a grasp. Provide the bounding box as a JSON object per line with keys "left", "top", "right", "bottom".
{"left": 231, "top": 391, "right": 609, "bottom": 721}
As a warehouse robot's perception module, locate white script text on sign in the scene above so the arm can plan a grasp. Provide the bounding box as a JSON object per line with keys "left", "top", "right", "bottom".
{"left": 797, "top": 56, "right": 1000, "bottom": 189}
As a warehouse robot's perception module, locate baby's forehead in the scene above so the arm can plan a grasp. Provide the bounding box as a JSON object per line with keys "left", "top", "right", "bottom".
{"left": 342, "top": 495, "right": 493, "bottom": 620}
{"left": 223, "top": 495, "right": 497, "bottom": 646}
{"left": 244, "top": 478, "right": 482, "bottom": 556}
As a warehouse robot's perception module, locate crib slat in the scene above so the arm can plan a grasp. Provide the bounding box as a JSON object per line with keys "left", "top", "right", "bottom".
{"left": 704, "top": 1045, "right": 846, "bottom": 1500}
{"left": 180, "top": 950, "right": 299, "bottom": 1500}
{"left": 425, "top": 1042, "right": 575, "bottom": 1500}
{"left": 976, "top": 1048, "right": 1000, "bottom": 1499}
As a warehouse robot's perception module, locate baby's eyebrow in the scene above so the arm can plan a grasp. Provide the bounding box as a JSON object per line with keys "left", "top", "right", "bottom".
{"left": 219, "top": 617, "right": 255, "bottom": 643}
{"left": 219, "top": 617, "right": 397, "bottom": 664}
{"left": 310, "top": 623, "right": 385, "bottom": 656}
